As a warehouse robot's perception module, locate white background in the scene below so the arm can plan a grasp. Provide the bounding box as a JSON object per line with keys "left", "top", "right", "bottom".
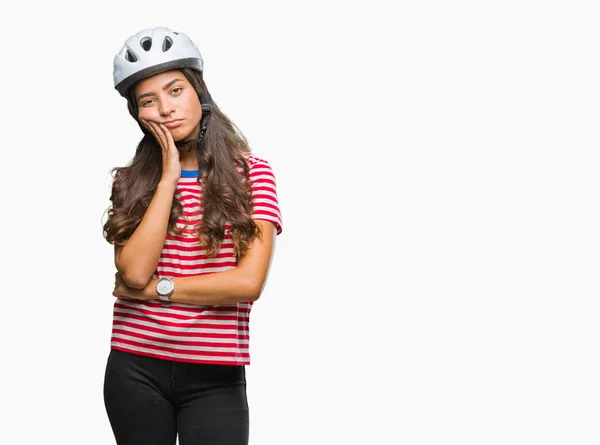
{"left": 1, "top": 1, "right": 599, "bottom": 444}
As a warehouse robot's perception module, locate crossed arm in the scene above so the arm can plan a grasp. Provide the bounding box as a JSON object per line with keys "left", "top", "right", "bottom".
{"left": 113, "top": 219, "right": 276, "bottom": 305}
{"left": 112, "top": 180, "right": 277, "bottom": 306}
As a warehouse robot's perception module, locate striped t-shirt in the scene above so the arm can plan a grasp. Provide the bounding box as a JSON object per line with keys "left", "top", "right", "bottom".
{"left": 110, "top": 153, "right": 283, "bottom": 365}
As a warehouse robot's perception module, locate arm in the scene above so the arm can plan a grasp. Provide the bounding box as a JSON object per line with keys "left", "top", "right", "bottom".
{"left": 114, "top": 179, "right": 177, "bottom": 289}
{"left": 115, "top": 120, "right": 181, "bottom": 289}
{"left": 113, "top": 220, "right": 278, "bottom": 304}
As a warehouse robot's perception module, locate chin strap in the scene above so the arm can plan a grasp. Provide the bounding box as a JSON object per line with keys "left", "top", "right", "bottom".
{"left": 176, "top": 92, "right": 212, "bottom": 153}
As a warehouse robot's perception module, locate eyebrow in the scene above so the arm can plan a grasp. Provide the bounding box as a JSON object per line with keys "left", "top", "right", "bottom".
{"left": 136, "top": 78, "right": 184, "bottom": 102}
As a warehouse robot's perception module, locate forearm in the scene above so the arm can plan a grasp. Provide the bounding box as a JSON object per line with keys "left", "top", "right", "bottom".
{"left": 113, "top": 221, "right": 277, "bottom": 304}
{"left": 148, "top": 267, "right": 264, "bottom": 306}
{"left": 117, "top": 180, "right": 178, "bottom": 288}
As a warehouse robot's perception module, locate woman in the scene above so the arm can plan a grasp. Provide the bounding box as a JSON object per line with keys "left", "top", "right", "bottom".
{"left": 102, "top": 26, "right": 282, "bottom": 445}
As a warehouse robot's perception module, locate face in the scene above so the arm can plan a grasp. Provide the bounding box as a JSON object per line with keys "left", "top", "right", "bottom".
{"left": 134, "top": 69, "right": 202, "bottom": 142}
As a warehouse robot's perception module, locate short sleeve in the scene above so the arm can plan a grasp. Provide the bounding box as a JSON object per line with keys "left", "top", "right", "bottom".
{"left": 249, "top": 159, "right": 283, "bottom": 235}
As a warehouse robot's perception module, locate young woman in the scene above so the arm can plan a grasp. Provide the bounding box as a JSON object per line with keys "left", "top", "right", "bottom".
{"left": 102, "top": 27, "right": 283, "bottom": 445}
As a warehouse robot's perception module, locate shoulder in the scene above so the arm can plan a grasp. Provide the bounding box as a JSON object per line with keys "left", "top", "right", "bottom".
{"left": 241, "top": 151, "right": 273, "bottom": 169}
{"left": 240, "top": 151, "right": 278, "bottom": 179}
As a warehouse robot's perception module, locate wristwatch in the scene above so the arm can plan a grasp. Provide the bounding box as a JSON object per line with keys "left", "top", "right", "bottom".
{"left": 156, "top": 277, "right": 174, "bottom": 307}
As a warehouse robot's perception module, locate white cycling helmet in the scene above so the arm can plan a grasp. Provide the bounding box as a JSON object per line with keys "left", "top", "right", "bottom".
{"left": 113, "top": 27, "right": 204, "bottom": 97}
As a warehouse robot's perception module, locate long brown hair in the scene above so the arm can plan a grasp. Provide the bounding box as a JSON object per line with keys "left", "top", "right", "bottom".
{"left": 103, "top": 68, "right": 260, "bottom": 257}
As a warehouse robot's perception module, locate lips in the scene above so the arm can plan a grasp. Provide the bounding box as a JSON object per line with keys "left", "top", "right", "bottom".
{"left": 163, "top": 119, "right": 184, "bottom": 129}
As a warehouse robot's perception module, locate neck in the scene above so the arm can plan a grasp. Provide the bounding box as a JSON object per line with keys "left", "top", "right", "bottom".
{"left": 178, "top": 147, "right": 199, "bottom": 170}
{"left": 176, "top": 129, "right": 201, "bottom": 170}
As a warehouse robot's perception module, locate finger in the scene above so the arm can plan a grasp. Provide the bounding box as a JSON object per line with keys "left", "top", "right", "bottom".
{"left": 144, "top": 120, "right": 167, "bottom": 151}
{"left": 158, "top": 123, "right": 178, "bottom": 154}
{"left": 155, "top": 123, "right": 173, "bottom": 152}
{"left": 148, "top": 121, "right": 165, "bottom": 150}
{"left": 140, "top": 118, "right": 154, "bottom": 134}
{"left": 143, "top": 120, "right": 160, "bottom": 143}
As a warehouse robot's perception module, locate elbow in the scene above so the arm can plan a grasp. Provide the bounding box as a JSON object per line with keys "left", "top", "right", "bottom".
{"left": 116, "top": 261, "right": 154, "bottom": 290}
{"left": 121, "top": 272, "right": 152, "bottom": 289}
{"left": 245, "top": 277, "right": 266, "bottom": 302}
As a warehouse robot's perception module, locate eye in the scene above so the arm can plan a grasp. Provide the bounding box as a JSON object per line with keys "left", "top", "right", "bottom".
{"left": 171, "top": 87, "right": 183, "bottom": 95}
{"left": 141, "top": 99, "right": 155, "bottom": 106}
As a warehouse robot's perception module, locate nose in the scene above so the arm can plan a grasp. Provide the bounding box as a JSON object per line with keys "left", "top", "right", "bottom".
{"left": 158, "top": 97, "right": 175, "bottom": 117}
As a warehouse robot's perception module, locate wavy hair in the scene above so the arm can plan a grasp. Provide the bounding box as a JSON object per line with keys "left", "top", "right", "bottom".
{"left": 103, "top": 68, "right": 260, "bottom": 258}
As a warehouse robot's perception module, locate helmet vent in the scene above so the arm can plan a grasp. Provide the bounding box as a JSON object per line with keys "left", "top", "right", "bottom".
{"left": 140, "top": 37, "right": 152, "bottom": 51}
{"left": 125, "top": 50, "right": 138, "bottom": 62}
{"left": 162, "top": 36, "right": 173, "bottom": 52}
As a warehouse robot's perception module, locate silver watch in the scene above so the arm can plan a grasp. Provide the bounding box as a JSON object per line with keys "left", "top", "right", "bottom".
{"left": 156, "top": 277, "right": 174, "bottom": 307}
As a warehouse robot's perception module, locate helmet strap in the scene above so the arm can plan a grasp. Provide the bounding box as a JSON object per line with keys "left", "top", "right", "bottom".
{"left": 176, "top": 100, "right": 212, "bottom": 152}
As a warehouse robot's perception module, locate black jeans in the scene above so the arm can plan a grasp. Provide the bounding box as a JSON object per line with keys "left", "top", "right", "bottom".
{"left": 103, "top": 349, "right": 249, "bottom": 445}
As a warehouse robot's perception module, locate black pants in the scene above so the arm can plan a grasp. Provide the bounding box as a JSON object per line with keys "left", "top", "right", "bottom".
{"left": 103, "top": 349, "right": 249, "bottom": 445}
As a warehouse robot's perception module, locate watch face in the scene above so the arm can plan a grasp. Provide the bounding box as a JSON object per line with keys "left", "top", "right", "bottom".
{"left": 157, "top": 279, "right": 174, "bottom": 295}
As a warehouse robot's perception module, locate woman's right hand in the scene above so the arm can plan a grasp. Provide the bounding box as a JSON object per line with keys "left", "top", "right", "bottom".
{"left": 141, "top": 118, "right": 181, "bottom": 184}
